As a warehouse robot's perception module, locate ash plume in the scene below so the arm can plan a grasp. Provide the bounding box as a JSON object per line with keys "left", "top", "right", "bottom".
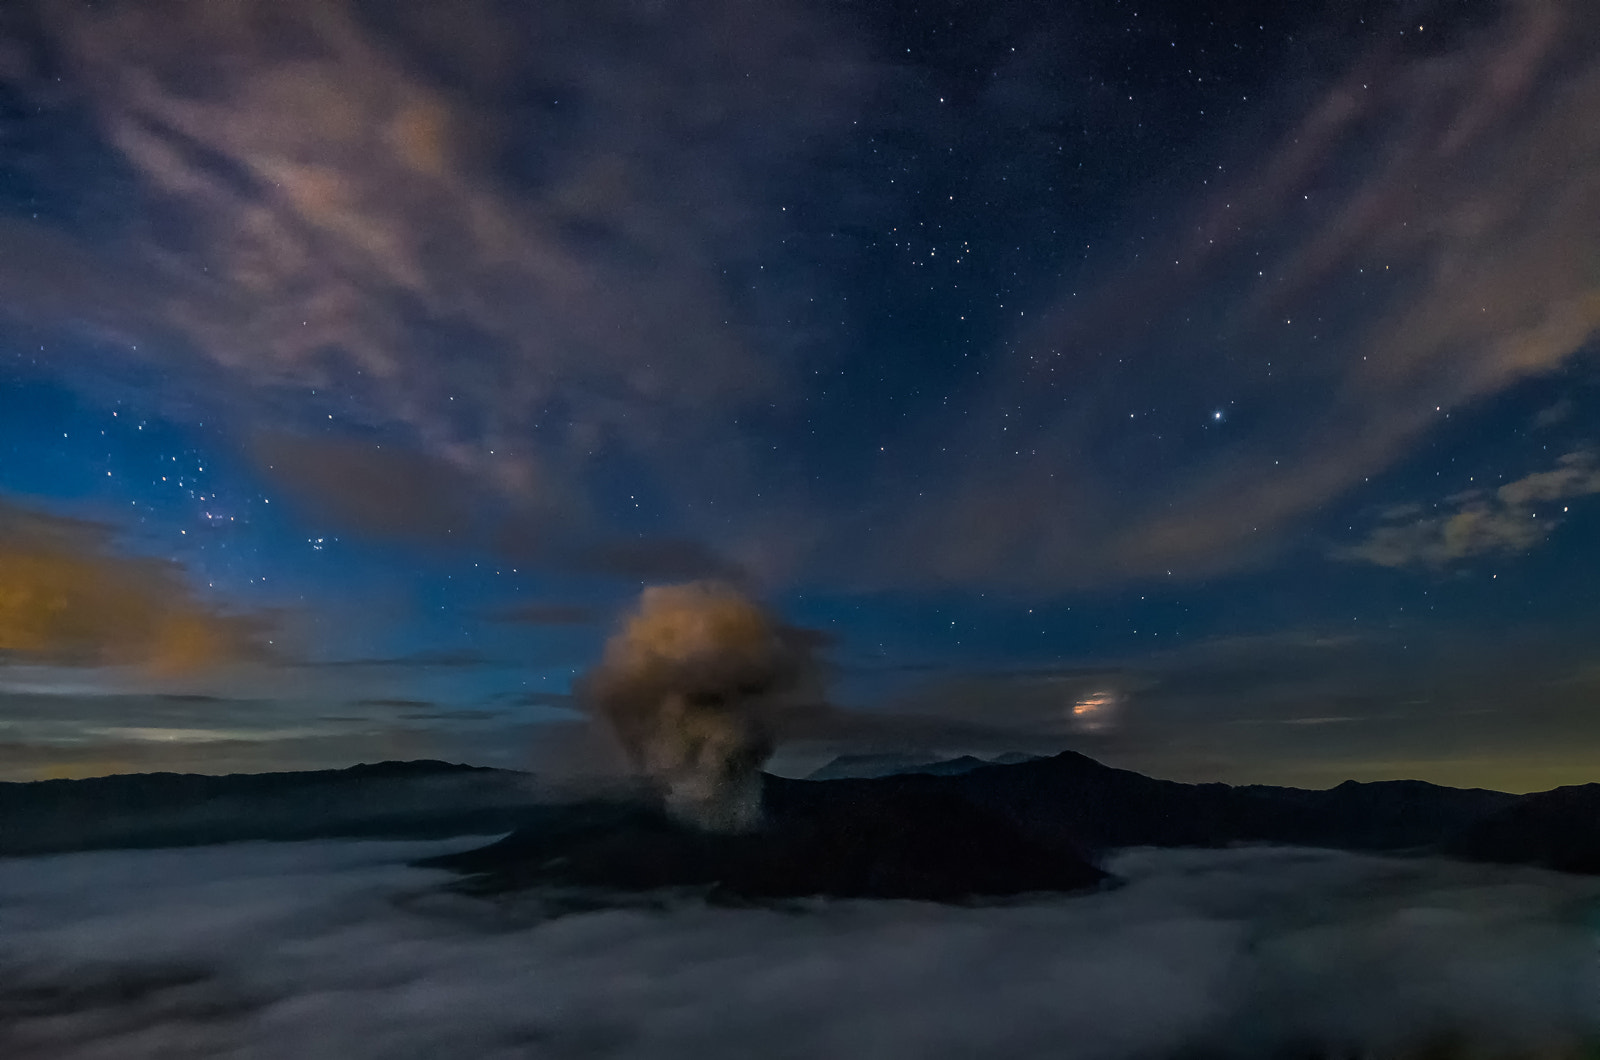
{"left": 580, "top": 582, "right": 819, "bottom": 830}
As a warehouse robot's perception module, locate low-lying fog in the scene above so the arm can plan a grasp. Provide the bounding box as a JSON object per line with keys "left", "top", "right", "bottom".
{"left": 1, "top": 839, "right": 1597, "bottom": 1059}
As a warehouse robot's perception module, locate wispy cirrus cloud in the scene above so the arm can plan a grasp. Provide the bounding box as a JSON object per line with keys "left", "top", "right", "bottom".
{"left": 0, "top": 0, "right": 866, "bottom": 560}
{"left": 871, "top": 0, "right": 1600, "bottom": 590}
{"left": 7, "top": 0, "right": 1599, "bottom": 602}
{"left": 1339, "top": 450, "right": 1600, "bottom": 569}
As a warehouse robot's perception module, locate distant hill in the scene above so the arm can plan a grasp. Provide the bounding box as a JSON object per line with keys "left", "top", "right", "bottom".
{"left": 0, "top": 760, "right": 542, "bottom": 856}
{"left": 806, "top": 752, "right": 1041, "bottom": 780}
{"left": 899, "top": 753, "right": 1520, "bottom": 854}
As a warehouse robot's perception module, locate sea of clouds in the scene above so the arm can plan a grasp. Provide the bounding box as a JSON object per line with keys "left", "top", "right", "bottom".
{"left": 0, "top": 839, "right": 1598, "bottom": 1059}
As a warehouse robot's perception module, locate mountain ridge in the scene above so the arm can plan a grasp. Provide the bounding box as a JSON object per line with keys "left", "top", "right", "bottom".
{"left": 426, "top": 751, "right": 1547, "bottom": 902}
{"left": 2, "top": 752, "right": 1588, "bottom": 897}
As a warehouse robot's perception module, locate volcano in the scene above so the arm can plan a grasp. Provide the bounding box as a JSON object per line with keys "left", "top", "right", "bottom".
{"left": 11, "top": 750, "right": 1596, "bottom": 906}
{"left": 420, "top": 774, "right": 1108, "bottom": 902}
{"left": 422, "top": 750, "right": 1539, "bottom": 903}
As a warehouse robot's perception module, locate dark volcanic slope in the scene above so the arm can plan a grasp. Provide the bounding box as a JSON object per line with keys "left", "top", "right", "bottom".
{"left": 428, "top": 749, "right": 1583, "bottom": 904}
{"left": 0, "top": 761, "right": 540, "bottom": 855}
{"left": 423, "top": 778, "right": 1107, "bottom": 902}
{"left": 423, "top": 753, "right": 1532, "bottom": 904}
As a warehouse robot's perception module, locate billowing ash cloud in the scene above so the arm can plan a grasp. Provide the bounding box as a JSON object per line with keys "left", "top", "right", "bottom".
{"left": 580, "top": 582, "right": 819, "bottom": 830}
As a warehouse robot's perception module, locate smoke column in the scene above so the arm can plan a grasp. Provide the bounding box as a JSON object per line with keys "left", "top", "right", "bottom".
{"left": 580, "top": 581, "right": 816, "bottom": 830}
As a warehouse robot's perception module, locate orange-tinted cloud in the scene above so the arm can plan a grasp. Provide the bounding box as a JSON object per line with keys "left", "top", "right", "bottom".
{"left": 0, "top": 502, "right": 268, "bottom": 672}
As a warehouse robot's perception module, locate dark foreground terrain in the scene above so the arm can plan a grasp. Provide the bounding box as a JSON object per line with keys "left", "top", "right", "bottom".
{"left": 421, "top": 778, "right": 1109, "bottom": 902}
{"left": 5, "top": 751, "right": 1597, "bottom": 901}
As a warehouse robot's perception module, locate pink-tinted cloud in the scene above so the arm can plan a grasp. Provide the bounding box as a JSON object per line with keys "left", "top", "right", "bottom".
{"left": 1, "top": 0, "right": 866, "bottom": 537}
{"left": 0, "top": 501, "right": 272, "bottom": 672}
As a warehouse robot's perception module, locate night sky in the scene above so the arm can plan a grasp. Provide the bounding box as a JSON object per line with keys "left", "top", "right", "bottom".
{"left": 3, "top": 0, "right": 1599, "bottom": 791}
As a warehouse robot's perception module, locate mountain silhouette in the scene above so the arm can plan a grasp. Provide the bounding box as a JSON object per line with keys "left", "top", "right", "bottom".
{"left": 423, "top": 778, "right": 1108, "bottom": 902}
{"left": 0, "top": 760, "right": 539, "bottom": 855}
{"left": 806, "top": 752, "right": 1033, "bottom": 780}
{"left": 1442, "top": 783, "right": 1600, "bottom": 874}
{"left": 426, "top": 752, "right": 1532, "bottom": 903}
{"left": 5, "top": 751, "right": 1593, "bottom": 904}
{"left": 938, "top": 752, "right": 1518, "bottom": 853}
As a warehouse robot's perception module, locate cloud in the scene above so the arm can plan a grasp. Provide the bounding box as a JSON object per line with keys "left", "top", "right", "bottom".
{"left": 0, "top": 840, "right": 1597, "bottom": 1057}
{"left": 1533, "top": 398, "right": 1575, "bottom": 429}
{"left": 0, "top": 680, "right": 569, "bottom": 780}
{"left": 872, "top": 669, "right": 1141, "bottom": 741}
{"left": 0, "top": 721, "right": 445, "bottom": 781}
{"left": 0, "top": 0, "right": 866, "bottom": 544}
{"left": 0, "top": 500, "right": 270, "bottom": 672}
{"left": 1340, "top": 450, "right": 1600, "bottom": 568}
{"left": 1340, "top": 502, "right": 1544, "bottom": 569}
{"left": 10, "top": 0, "right": 1599, "bottom": 599}
{"left": 1497, "top": 451, "right": 1600, "bottom": 506}
{"left": 255, "top": 432, "right": 735, "bottom": 582}
{"left": 1064, "top": 627, "right": 1600, "bottom": 792}
{"left": 869, "top": 0, "right": 1600, "bottom": 590}
{"left": 250, "top": 434, "right": 487, "bottom": 544}
{"left": 790, "top": 628, "right": 1600, "bottom": 792}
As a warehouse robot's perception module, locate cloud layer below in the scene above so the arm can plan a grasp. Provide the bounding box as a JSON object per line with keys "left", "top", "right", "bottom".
{"left": 2, "top": 840, "right": 1598, "bottom": 1058}
{"left": 5, "top": 0, "right": 1600, "bottom": 598}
